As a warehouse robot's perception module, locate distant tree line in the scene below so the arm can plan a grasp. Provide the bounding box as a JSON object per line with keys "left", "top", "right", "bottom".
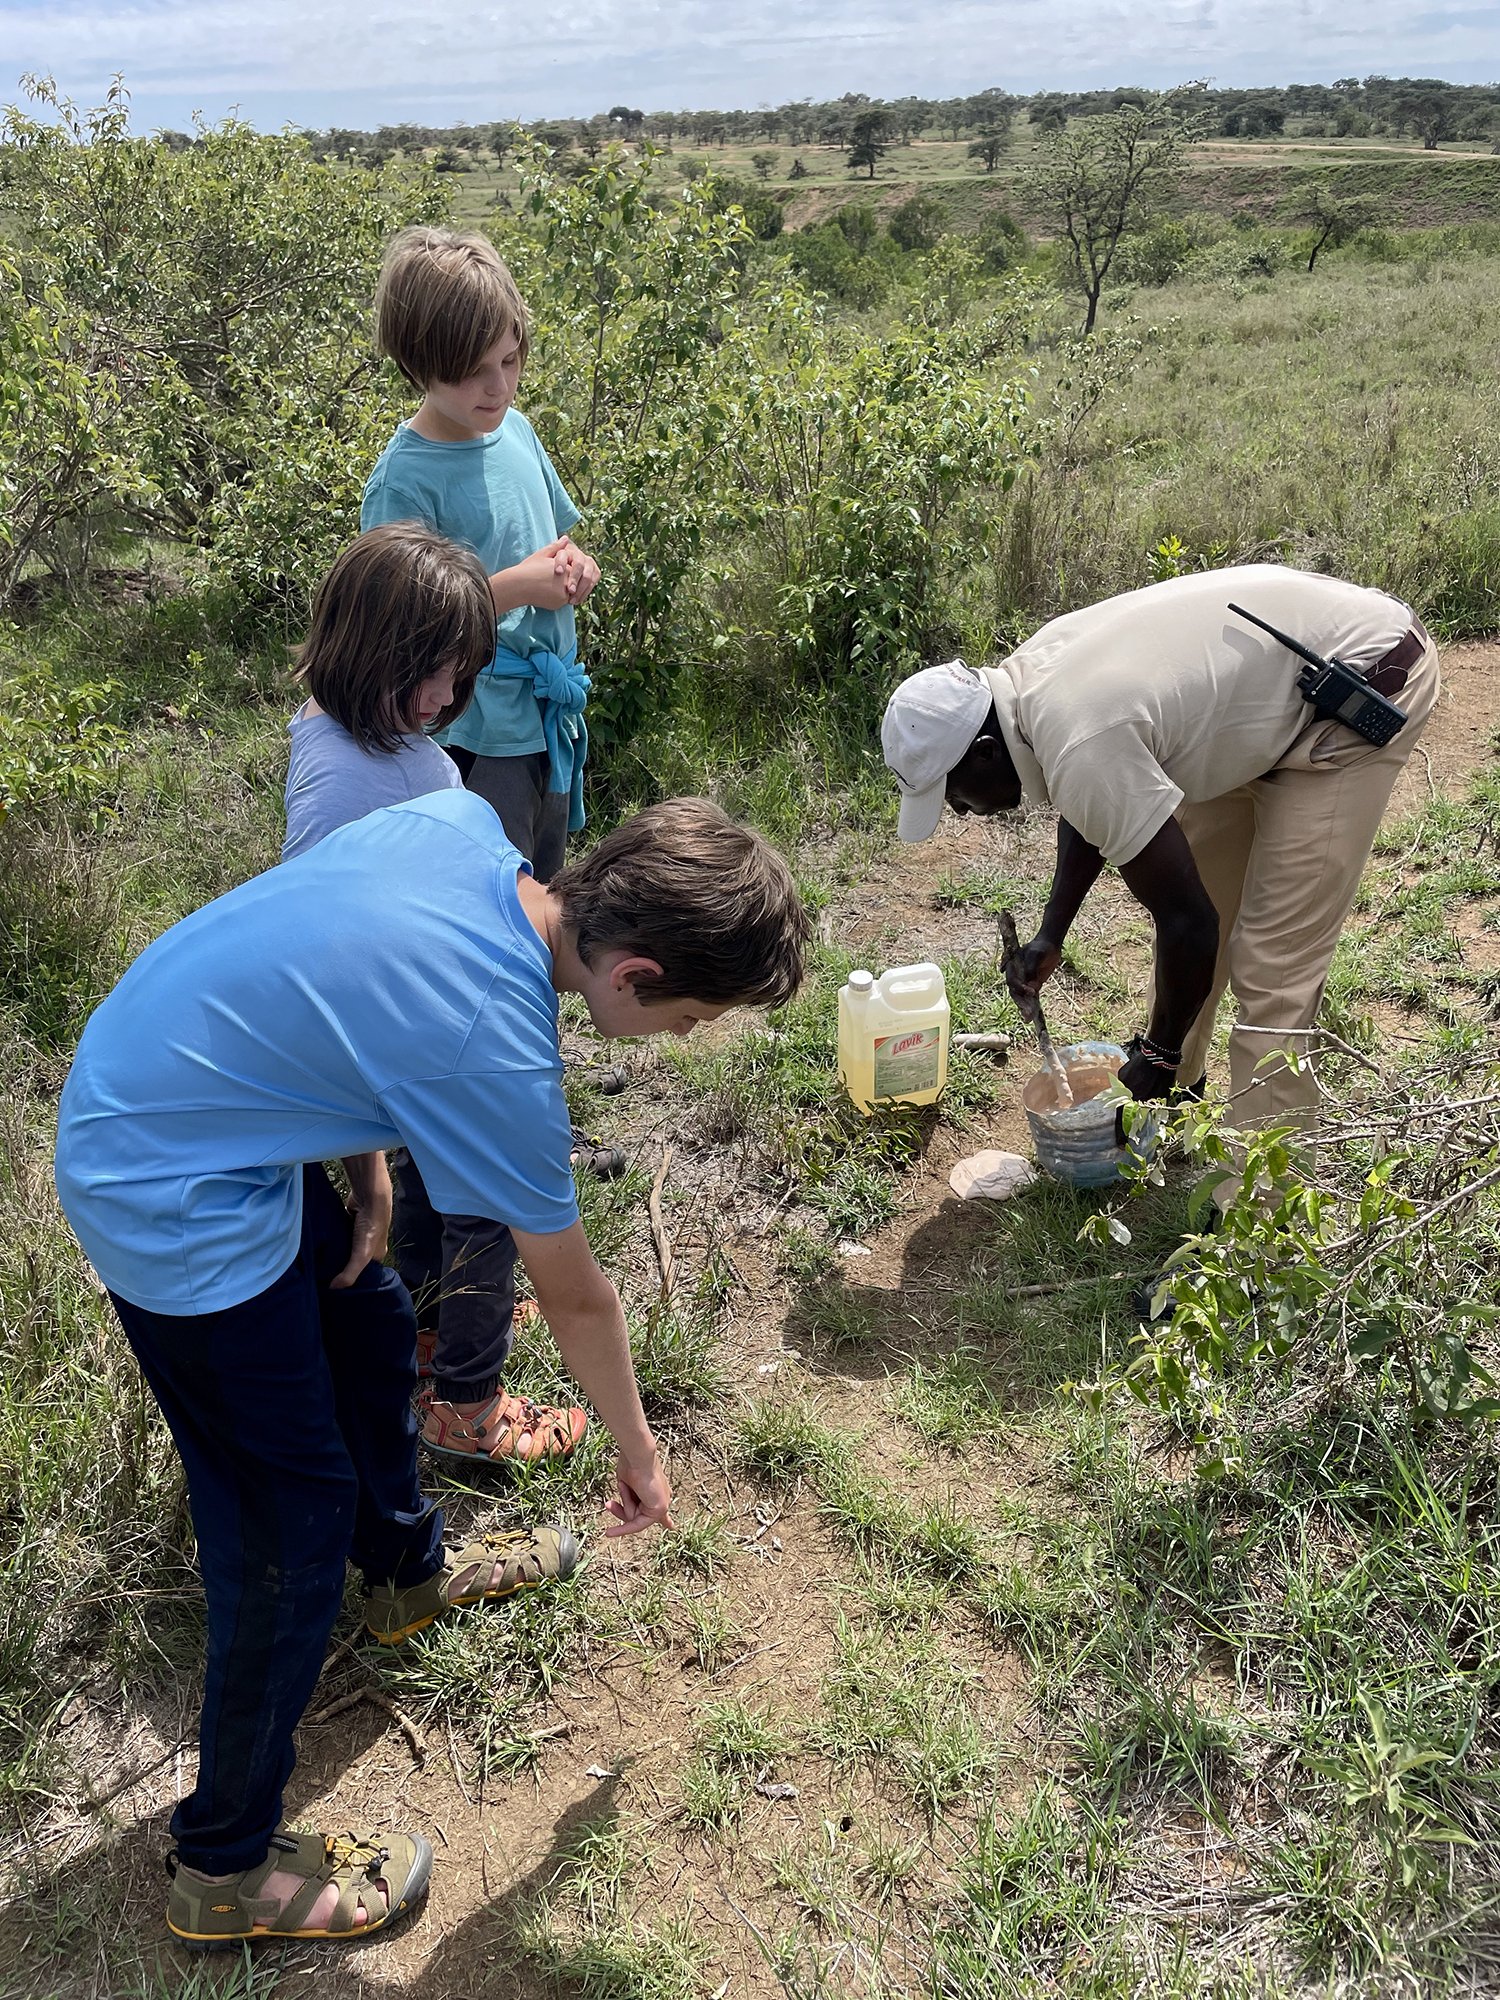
{"left": 256, "top": 77, "right": 1500, "bottom": 172}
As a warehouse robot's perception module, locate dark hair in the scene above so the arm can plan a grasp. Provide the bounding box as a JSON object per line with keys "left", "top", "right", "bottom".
{"left": 551, "top": 800, "right": 810, "bottom": 1008}
{"left": 374, "top": 226, "right": 530, "bottom": 390}
{"left": 298, "top": 524, "right": 495, "bottom": 753}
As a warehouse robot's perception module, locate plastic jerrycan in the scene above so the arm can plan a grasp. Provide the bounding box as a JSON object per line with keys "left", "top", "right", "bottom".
{"left": 838, "top": 962, "right": 950, "bottom": 1113}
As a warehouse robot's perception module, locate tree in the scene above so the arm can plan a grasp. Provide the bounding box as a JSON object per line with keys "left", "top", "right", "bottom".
{"left": 1030, "top": 100, "right": 1068, "bottom": 136}
{"left": 1395, "top": 82, "right": 1460, "bottom": 149}
{"left": 968, "top": 129, "right": 1009, "bottom": 172}
{"left": 833, "top": 202, "right": 878, "bottom": 253}
{"left": 1023, "top": 93, "right": 1198, "bottom": 334}
{"left": 845, "top": 109, "right": 891, "bottom": 180}
{"left": 0, "top": 76, "right": 448, "bottom": 606}
{"left": 788, "top": 157, "right": 808, "bottom": 181}
{"left": 751, "top": 149, "right": 778, "bottom": 181}
{"left": 1289, "top": 183, "right": 1373, "bottom": 271}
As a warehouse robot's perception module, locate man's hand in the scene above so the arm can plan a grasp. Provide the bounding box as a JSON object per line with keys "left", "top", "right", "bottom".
{"left": 559, "top": 544, "right": 600, "bottom": 606}
{"left": 604, "top": 1446, "right": 675, "bottom": 1538}
{"left": 1006, "top": 934, "right": 1062, "bottom": 1004}
{"left": 331, "top": 1151, "right": 392, "bottom": 1289}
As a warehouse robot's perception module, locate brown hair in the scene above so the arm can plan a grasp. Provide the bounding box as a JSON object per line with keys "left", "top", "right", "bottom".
{"left": 552, "top": 800, "right": 810, "bottom": 1008}
{"left": 374, "top": 226, "right": 530, "bottom": 389}
{"left": 298, "top": 523, "right": 495, "bottom": 753}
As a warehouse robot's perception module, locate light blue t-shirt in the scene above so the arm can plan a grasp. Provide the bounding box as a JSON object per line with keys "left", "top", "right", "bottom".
{"left": 282, "top": 704, "right": 461, "bottom": 860}
{"left": 55, "top": 791, "right": 580, "bottom": 1315}
{"left": 361, "top": 410, "right": 582, "bottom": 759}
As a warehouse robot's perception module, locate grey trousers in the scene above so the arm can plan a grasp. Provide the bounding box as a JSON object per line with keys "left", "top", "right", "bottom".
{"left": 448, "top": 747, "right": 569, "bottom": 883}
{"left": 390, "top": 1149, "right": 516, "bottom": 1405}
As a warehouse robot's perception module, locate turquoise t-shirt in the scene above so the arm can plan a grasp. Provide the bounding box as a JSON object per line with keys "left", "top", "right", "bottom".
{"left": 55, "top": 791, "right": 580, "bottom": 1315}
{"left": 361, "top": 410, "right": 582, "bottom": 758}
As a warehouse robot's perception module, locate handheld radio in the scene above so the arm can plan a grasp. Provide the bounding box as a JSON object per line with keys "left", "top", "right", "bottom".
{"left": 1227, "top": 601, "right": 1410, "bottom": 747}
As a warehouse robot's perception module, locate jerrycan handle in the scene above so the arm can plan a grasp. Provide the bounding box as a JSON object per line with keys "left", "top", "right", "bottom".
{"left": 881, "top": 961, "right": 944, "bottom": 999}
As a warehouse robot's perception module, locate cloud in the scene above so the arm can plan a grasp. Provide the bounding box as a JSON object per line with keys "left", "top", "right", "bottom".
{"left": 4, "top": 0, "right": 1498, "bottom": 125}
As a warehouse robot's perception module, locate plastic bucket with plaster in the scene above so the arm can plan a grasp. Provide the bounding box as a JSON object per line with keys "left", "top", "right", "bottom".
{"left": 1021, "top": 1040, "right": 1154, "bottom": 1189}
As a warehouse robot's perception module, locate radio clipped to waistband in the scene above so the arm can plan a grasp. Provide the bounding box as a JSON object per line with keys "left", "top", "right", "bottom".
{"left": 1227, "top": 601, "right": 1410, "bottom": 747}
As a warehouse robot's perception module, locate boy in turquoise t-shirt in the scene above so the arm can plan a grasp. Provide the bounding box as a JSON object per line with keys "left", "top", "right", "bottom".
{"left": 363, "top": 225, "right": 598, "bottom": 884}
{"left": 363, "top": 228, "right": 608, "bottom": 1459}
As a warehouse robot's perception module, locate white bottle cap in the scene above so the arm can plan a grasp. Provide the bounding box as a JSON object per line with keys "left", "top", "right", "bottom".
{"left": 847, "top": 970, "right": 875, "bottom": 992}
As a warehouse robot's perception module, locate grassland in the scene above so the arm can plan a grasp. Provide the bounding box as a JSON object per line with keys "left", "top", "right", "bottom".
{"left": 2, "top": 211, "right": 1499, "bottom": 1999}
{"left": 448, "top": 131, "right": 1500, "bottom": 235}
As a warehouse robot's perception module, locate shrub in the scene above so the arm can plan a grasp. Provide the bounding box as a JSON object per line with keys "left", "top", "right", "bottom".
{"left": 1, "top": 77, "right": 448, "bottom": 610}
{"left": 724, "top": 291, "right": 1036, "bottom": 684}
{"left": 887, "top": 194, "right": 947, "bottom": 253}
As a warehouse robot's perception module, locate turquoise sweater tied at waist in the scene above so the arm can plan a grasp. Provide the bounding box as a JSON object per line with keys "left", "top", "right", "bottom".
{"left": 487, "top": 644, "right": 590, "bottom": 833}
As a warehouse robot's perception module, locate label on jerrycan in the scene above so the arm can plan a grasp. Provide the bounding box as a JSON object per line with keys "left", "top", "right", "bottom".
{"left": 873, "top": 1025, "right": 942, "bottom": 1099}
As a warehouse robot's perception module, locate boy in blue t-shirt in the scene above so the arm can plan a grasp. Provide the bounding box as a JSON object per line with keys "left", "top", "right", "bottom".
{"left": 362, "top": 224, "right": 597, "bottom": 885}
{"left": 55, "top": 793, "right": 808, "bottom": 1948}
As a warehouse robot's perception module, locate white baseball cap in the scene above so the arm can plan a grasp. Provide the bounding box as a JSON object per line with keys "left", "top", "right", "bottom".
{"left": 881, "top": 660, "right": 993, "bottom": 842}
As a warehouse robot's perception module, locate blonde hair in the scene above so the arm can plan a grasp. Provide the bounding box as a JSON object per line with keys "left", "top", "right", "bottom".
{"left": 374, "top": 226, "right": 530, "bottom": 389}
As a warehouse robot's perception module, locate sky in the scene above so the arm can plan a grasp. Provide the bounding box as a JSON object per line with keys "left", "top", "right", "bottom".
{"left": 1, "top": 0, "right": 1497, "bottom": 132}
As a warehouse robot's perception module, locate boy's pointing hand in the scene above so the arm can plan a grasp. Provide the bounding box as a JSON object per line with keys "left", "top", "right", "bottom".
{"left": 603, "top": 1446, "right": 675, "bottom": 1538}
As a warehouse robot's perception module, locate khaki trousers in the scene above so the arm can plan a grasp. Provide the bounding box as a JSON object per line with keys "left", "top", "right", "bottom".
{"left": 1162, "top": 636, "right": 1440, "bottom": 1131}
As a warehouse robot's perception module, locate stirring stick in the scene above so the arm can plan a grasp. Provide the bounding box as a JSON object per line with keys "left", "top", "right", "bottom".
{"left": 998, "top": 910, "right": 1074, "bottom": 1108}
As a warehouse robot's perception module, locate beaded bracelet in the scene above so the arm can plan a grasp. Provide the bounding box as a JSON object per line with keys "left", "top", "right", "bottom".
{"left": 1127, "top": 1031, "right": 1182, "bottom": 1073}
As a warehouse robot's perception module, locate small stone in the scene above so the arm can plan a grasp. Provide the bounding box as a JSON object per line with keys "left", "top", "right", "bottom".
{"left": 755, "top": 1778, "right": 799, "bottom": 1801}
{"left": 949, "top": 1151, "right": 1039, "bottom": 1202}
{"left": 838, "top": 1241, "right": 872, "bottom": 1257}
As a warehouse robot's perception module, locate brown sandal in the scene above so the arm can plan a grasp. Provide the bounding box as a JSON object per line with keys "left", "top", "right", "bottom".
{"left": 419, "top": 1387, "right": 587, "bottom": 1463}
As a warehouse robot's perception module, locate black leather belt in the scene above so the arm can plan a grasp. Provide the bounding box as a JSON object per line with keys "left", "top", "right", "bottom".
{"left": 1366, "top": 622, "right": 1429, "bottom": 699}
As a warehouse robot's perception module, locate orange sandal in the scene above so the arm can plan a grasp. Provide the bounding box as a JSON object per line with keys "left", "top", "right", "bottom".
{"left": 419, "top": 1386, "right": 587, "bottom": 1463}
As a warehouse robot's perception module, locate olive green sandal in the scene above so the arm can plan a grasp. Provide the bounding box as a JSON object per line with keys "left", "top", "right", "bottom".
{"left": 165, "top": 1826, "right": 431, "bottom": 1948}
{"left": 364, "top": 1525, "right": 582, "bottom": 1645}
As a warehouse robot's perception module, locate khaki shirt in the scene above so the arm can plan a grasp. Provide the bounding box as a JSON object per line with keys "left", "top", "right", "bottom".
{"left": 979, "top": 564, "right": 1412, "bottom": 866}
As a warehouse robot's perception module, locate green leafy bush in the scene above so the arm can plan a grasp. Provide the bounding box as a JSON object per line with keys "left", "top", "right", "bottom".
{"left": 1, "top": 77, "right": 447, "bottom": 607}
{"left": 0, "top": 663, "right": 121, "bottom": 823}
{"left": 504, "top": 144, "right": 760, "bottom": 749}
{"left": 725, "top": 291, "right": 1036, "bottom": 682}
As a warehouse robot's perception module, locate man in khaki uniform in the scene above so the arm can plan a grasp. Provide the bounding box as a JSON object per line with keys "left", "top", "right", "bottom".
{"left": 881, "top": 565, "right": 1439, "bottom": 1128}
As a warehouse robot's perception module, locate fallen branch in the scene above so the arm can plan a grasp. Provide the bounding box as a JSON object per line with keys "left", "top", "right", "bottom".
{"left": 306, "top": 1685, "right": 427, "bottom": 1767}
{"left": 648, "top": 1146, "right": 679, "bottom": 1307}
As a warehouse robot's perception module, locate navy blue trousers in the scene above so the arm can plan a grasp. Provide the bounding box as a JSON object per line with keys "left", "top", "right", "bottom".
{"left": 109, "top": 1164, "right": 445, "bottom": 1875}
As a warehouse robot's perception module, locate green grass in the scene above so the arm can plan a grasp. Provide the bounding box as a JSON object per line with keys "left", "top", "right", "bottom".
{"left": 6, "top": 185, "right": 1500, "bottom": 2000}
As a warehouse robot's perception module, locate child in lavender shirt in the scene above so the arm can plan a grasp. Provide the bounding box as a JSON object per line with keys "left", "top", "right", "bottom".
{"left": 282, "top": 521, "right": 587, "bottom": 1463}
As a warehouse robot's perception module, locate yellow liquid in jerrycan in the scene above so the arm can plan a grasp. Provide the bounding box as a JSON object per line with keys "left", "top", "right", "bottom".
{"left": 838, "top": 962, "right": 950, "bottom": 1114}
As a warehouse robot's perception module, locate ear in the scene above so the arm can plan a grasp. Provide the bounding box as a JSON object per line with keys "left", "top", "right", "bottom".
{"left": 607, "top": 953, "right": 666, "bottom": 994}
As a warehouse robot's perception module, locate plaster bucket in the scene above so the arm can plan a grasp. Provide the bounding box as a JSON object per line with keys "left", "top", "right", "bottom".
{"left": 1021, "top": 1040, "right": 1154, "bottom": 1189}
